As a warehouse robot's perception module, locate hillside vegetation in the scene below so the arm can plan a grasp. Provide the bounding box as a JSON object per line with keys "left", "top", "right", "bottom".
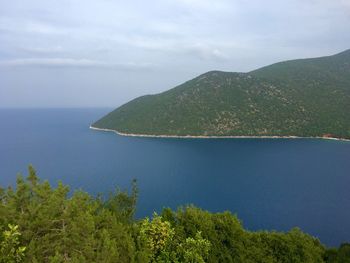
{"left": 93, "top": 50, "right": 350, "bottom": 139}
{"left": 1, "top": 166, "right": 350, "bottom": 262}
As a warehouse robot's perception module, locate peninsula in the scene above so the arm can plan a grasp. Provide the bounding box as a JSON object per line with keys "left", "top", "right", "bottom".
{"left": 92, "top": 49, "right": 350, "bottom": 140}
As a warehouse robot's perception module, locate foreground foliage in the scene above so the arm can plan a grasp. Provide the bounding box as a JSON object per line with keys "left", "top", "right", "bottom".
{"left": 0, "top": 166, "right": 349, "bottom": 262}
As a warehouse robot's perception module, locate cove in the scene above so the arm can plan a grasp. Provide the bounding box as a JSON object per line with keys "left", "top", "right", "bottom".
{"left": 0, "top": 108, "right": 349, "bottom": 247}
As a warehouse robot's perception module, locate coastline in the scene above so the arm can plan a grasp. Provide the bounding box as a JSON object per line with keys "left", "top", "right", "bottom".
{"left": 89, "top": 125, "right": 350, "bottom": 142}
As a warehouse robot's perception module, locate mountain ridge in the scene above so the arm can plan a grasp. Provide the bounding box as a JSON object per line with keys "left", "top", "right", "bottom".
{"left": 92, "top": 50, "right": 350, "bottom": 139}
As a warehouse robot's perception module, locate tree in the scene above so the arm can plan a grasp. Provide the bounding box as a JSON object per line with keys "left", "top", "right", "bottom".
{"left": 0, "top": 224, "right": 26, "bottom": 263}
{"left": 139, "top": 213, "right": 175, "bottom": 261}
{"left": 178, "top": 231, "right": 211, "bottom": 263}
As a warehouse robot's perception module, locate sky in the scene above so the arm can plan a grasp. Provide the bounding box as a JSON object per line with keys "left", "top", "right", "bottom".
{"left": 0, "top": 0, "right": 349, "bottom": 108}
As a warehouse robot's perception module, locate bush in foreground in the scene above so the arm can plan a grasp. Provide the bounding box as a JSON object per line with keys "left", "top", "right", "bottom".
{"left": 0, "top": 166, "right": 348, "bottom": 262}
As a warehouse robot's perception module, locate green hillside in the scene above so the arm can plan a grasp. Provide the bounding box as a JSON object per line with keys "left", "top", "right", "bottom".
{"left": 92, "top": 50, "right": 350, "bottom": 139}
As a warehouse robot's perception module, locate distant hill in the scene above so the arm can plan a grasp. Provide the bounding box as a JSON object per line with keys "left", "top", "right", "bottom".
{"left": 92, "top": 50, "right": 350, "bottom": 139}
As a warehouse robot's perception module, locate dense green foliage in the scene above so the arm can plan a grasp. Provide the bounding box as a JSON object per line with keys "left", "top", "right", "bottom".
{"left": 93, "top": 49, "right": 350, "bottom": 139}
{"left": 1, "top": 166, "right": 349, "bottom": 262}
{"left": 0, "top": 224, "right": 26, "bottom": 263}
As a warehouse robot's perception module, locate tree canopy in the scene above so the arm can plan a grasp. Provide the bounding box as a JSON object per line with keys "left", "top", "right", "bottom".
{"left": 0, "top": 166, "right": 348, "bottom": 262}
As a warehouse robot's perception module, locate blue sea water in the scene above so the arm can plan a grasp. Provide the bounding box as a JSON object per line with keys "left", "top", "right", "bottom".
{"left": 0, "top": 108, "right": 349, "bottom": 246}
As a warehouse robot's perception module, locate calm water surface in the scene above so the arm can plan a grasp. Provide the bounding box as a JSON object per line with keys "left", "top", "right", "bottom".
{"left": 0, "top": 108, "right": 349, "bottom": 246}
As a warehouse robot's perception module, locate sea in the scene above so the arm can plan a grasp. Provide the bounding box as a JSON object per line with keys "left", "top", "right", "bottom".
{"left": 0, "top": 108, "right": 349, "bottom": 247}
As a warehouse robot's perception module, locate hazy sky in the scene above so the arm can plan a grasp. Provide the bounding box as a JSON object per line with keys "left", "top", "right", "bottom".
{"left": 0, "top": 0, "right": 349, "bottom": 108}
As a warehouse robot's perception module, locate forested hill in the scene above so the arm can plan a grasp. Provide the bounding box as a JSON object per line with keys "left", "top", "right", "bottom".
{"left": 92, "top": 49, "right": 350, "bottom": 139}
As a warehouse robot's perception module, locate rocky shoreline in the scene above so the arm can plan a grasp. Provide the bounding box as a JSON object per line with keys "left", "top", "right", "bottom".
{"left": 90, "top": 126, "right": 350, "bottom": 142}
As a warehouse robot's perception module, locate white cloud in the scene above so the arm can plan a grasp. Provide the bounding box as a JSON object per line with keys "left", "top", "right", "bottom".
{"left": 19, "top": 46, "right": 64, "bottom": 54}
{"left": 0, "top": 58, "right": 155, "bottom": 70}
{"left": 0, "top": 0, "right": 349, "bottom": 107}
{"left": 0, "top": 58, "right": 101, "bottom": 67}
{"left": 170, "top": 0, "right": 232, "bottom": 11}
{"left": 185, "top": 44, "right": 228, "bottom": 60}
